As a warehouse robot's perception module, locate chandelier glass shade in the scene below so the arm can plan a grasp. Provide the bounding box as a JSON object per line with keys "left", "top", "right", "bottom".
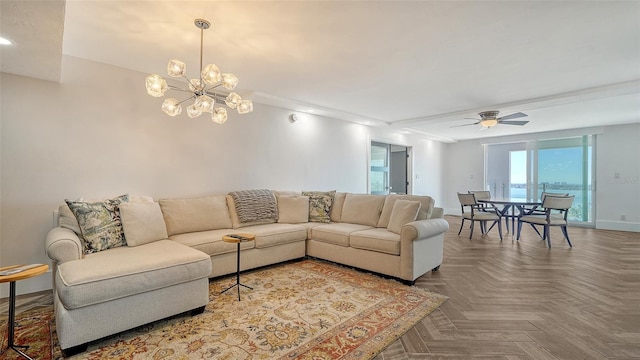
{"left": 145, "top": 19, "right": 253, "bottom": 124}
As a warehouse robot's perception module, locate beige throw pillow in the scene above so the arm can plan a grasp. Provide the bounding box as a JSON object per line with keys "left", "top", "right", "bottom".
{"left": 387, "top": 200, "right": 421, "bottom": 234}
{"left": 277, "top": 196, "right": 310, "bottom": 224}
{"left": 120, "top": 201, "right": 168, "bottom": 246}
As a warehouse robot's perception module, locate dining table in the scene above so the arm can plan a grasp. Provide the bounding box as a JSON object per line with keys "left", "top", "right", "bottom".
{"left": 477, "top": 198, "right": 542, "bottom": 237}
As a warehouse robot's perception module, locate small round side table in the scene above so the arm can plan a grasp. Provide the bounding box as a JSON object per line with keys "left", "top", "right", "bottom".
{"left": 0, "top": 264, "right": 49, "bottom": 360}
{"left": 220, "top": 233, "right": 255, "bottom": 301}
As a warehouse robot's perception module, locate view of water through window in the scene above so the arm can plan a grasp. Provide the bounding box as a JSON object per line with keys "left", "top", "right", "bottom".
{"left": 488, "top": 136, "right": 593, "bottom": 223}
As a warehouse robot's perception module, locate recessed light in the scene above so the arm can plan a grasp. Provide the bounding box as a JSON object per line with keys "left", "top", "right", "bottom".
{"left": 0, "top": 37, "right": 12, "bottom": 45}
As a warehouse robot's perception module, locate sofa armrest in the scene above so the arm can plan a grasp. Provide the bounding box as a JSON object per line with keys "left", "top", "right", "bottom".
{"left": 401, "top": 218, "right": 449, "bottom": 241}
{"left": 399, "top": 218, "right": 449, "bottom": 281}
{"left": 46, "top": 227, "right": 83, "bottom": 264}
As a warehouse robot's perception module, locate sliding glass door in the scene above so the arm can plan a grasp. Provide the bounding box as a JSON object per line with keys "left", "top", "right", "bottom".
{"left": 486, "top": 135, "right": 594, "bottom": 224}
{"left": 534, "top": 137, "right": 593, "bottom": 222}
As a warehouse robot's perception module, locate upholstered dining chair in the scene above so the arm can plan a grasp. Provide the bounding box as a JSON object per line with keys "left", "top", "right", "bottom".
{"left": 521, "top": 192, "right": 569, "bottom": 238}
{"left": 468, "top": 190, "right": 495, "bottom": 213}
{"left": 457, "top": 192, "right": 503, "bottom": 240}
{"left": 517, "top": 195, "right": 575, "bottom": 248}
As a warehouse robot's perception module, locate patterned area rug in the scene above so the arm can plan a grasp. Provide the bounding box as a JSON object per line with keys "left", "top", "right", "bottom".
{"left": 0, "top": 305, "right": 57, "bottom": 359}
{"left": 4, "top": 259, "right": 447, "bottom": 359}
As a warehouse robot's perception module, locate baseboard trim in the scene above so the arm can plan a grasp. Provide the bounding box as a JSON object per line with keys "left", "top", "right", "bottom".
{"left": 595, "top": 220, "right": 640, "bottom": 232}
{"left": 0, "top": 269, "right": 53, "bottom": 299}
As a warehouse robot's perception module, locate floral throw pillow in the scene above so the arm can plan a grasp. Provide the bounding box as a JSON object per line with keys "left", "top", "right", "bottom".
{"left": 66, "top": 194, "right": 129, "bottom": 254}
{"left": 302, "top": 191, "right": 336, "bottom": 223}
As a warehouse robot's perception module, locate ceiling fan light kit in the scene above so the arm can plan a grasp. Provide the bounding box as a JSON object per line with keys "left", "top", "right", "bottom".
{"left": 454, "top": 110, "right": 529, "bottom": 128}
{"left": 145, "top": 19, "right": 253, "bottom": 124}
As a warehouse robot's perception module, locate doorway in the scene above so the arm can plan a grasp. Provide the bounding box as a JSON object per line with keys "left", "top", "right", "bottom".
{"left": 370, "top": 141, "right": 411, "bottom": 195}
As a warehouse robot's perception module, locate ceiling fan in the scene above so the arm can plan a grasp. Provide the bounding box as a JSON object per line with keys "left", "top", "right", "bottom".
{"left": 453, "top": 111, "right": 529, "bottom": 128}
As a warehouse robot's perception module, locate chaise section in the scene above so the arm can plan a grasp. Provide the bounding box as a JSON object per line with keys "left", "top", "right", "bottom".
{"left": 52, "top": 239, "right": 211, "bottom": 352}
{"left": 56, "top": 240, "right": 210, "bottom": 309}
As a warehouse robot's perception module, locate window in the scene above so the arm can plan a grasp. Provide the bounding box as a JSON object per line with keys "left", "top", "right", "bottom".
{"left": 486, "top": 135, "right": 594, "bottom": 224}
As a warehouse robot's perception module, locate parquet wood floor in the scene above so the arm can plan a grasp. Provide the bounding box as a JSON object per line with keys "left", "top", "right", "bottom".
{"left": 2, "top": 215, "right": 639, "bottom": 359}
{"left": 375, "top": 215, "right": 640, "bottom": 360}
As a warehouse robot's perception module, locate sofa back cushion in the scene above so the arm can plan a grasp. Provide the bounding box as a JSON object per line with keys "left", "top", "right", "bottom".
{"left": 329, "top": 192, "right": 347, "bottom": 223}
{"left": 340, "top": 194, "right": 385, "bottom": 227}
{"left": 159, "top": 195, "right": 232, "bottom": 236}
{"left": 277, "top": 195, "right": 310, "bottom": 224}
{"left": 120, "top": 201, "right": 168, "bottom": 246}
{"left": 273, "top": 190, "right": 301, "bottom": 197}
{"left": 377, "top": 194, "right": 435, "bottom": 228}
{"left": 58, "top": 204, "right": 84, "bottom": 240}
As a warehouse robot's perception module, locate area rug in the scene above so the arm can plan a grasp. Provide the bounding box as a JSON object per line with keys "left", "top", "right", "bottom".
{"left": 0, "top": 305, "right": 57, "bottom": 360}
{"left": 4, "top": 259, "right": 447, "bottom": 359}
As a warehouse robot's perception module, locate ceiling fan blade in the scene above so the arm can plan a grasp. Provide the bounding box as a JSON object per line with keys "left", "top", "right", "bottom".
{"left": 499, "top": 120, "right": 530, "bottom": 126}
{"left": 497, "top": 112, "right": 527, "bottom": 121}
{"left": 451, "top": 122, "right": 480, "bottom": 128}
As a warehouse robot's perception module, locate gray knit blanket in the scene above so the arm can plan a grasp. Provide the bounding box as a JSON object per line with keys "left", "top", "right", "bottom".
{"left": 229, "top": 189, "right": 278, "bottom": 223}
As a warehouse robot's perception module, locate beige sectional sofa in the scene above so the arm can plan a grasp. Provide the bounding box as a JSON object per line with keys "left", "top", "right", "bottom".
{"left": 45, "top": 190, "right": 448, "bottom": 355}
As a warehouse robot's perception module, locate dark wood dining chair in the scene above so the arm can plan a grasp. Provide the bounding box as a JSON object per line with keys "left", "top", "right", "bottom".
{"left": 457, "top": 192, "right": 503, "bottom": 240}
{"left": 517, "top": 195, "right": 575, "bottom": 247}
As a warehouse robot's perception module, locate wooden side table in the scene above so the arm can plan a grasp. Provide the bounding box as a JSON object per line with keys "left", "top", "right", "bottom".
{"left": 0, "top": 264, "right": 49, "bottom": 360}
{"left": 220, "top": 233, "right": 255, "bottom": 301}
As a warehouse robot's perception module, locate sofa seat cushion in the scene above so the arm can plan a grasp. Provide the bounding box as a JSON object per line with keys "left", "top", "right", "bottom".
{"left": 300, "top": 222, "right": 324, "bottom": 239}
{"left": 311, "top": 223, "right": 374, "bottom": 247}
{"left": 169, "top": 229, "right": 255, "bottom": 256}
{"left": 349, "top": 228, "right": 401, "bottom": 255}
{"left": 55, "top": 240, "right": 211, "bottom": 310}
{"left": 237, "top": 223, "right": 307, "bottom": 249}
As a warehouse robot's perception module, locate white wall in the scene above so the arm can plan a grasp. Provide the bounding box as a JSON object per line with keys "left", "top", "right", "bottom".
{"left": 595, "top": 123, "right": 640, "bottom": 231}
{"left": 443, "top": 124, "right": 640, "bottom": 233}
{"left": 0, "top": 56, "right": 445, "bottom": 296}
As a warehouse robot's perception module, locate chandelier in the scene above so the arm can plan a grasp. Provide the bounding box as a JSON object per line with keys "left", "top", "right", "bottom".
{"left": 145, "top": 19, "right": 253, "bottom": 124}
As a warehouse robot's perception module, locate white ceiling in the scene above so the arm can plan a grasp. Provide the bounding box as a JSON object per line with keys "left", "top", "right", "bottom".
{"left": 2, "top": 0, "right": 639, "bottom": 142}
